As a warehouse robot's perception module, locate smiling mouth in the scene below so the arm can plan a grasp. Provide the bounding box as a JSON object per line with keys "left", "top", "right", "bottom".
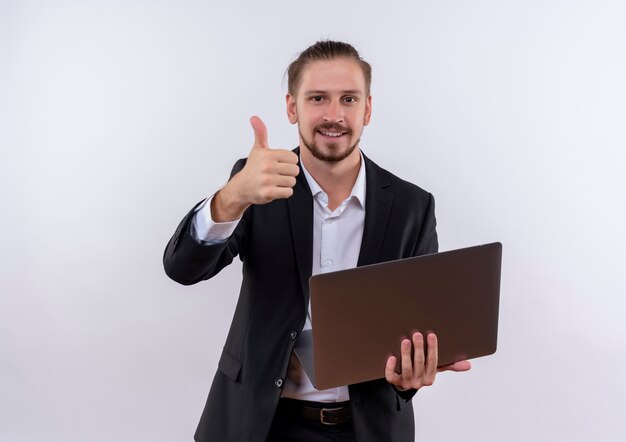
{"left": 317, "top": 130, "right": 348, "bottom": 138}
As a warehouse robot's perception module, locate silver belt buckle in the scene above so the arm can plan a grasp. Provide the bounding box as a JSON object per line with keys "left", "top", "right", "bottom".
{"left": 320, "top": 406, "right": 343, "bottom": 425}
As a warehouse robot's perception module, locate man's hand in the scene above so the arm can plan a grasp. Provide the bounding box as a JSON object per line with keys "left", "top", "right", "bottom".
{"left": 211, "top": 116, "right": 300, "bottom": 222}
{"left": 384, "top": 332, "right": 471, "bottom": 391}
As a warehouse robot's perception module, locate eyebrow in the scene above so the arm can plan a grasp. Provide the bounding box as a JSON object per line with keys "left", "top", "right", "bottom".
{"left": 304, "top": 90, "right": 363, "bottom": 96}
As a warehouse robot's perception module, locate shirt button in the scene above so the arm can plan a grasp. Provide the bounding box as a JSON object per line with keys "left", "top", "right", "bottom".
{"left": 289, "top": 331, "right": 298, "bottom": 341}
{"left": 324, "top": 259, "right": 332, "bottom": 266}
{"left": 275, "top": 378, "right": 284, "bottom": 388}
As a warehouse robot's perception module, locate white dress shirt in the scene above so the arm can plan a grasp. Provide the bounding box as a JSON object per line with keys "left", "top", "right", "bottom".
{"left": 191, "top": 152, "right": 367, "bottom": 403}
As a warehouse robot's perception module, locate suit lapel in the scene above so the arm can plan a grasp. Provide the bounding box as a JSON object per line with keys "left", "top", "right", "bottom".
{"left": 357, "top": 154, "right": 394, "bottom": 267}
{"left": 287, "top": 150, "right": 314, "bottom": 306}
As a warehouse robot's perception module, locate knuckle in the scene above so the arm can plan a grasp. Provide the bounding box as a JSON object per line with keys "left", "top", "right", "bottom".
{"left": 259, "top": 161, "right": 272, "bottom": 173}
{"left": 259, "top": 189, "right": 273, "bottom": 201}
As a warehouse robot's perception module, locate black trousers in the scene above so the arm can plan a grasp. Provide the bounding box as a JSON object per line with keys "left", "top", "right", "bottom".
{"left": 266, "top": 399, "right": 357, "bottom": 442}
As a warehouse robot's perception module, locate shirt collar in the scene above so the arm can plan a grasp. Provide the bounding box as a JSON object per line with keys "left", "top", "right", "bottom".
{"left": 299, "top": 150, "right": 367, "bottom": 210}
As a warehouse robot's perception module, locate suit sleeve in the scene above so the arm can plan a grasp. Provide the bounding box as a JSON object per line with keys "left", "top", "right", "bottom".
{"left": 413, "top": 192, "right": 438, "bottom": 256}
{"left": 162, "top": 158, "right": 248, "bottom": 286}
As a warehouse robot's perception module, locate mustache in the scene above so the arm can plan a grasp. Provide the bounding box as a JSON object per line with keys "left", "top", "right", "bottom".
{"left": 315, "top": 123, "right": 350, "bottom": 133}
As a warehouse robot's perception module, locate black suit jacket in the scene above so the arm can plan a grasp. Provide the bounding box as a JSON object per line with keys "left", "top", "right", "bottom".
{"left": 163, "top": 149, "right": 438, "bottom": 442}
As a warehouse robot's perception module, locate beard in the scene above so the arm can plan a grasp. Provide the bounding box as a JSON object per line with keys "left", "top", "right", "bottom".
{"left": 299, "top": 123, "right": 360, "bottom": 163}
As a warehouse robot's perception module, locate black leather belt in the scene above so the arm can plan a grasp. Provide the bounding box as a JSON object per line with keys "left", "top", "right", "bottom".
{"left": 280, "top": 399, "right": 352, "bottom": 426}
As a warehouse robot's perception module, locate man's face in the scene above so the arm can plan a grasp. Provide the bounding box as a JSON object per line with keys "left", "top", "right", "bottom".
{"left": 286, "top": 58, "right": 372, "bottom": 163}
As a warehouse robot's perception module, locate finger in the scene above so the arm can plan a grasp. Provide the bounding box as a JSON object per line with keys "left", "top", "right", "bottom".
{"left": 256, "top": 163, "right": 298, "bottom": 181}
{"left": 260, "top": 175, "right": 296, "bottom": 192}
{"left": 411, "top": 332, "right": 425, "bottom": 380}
{"left": 272, "top": 187, "right": 293, "bottom": 200}
{"left": 272, "top": 149, "right": 299, "bottom": 165}
{"left": 385, "top": 356, "right": 402, "bottom": 385}
{"left": 255, "top": 187, "right": 293, "bottom": 203}
{"left": 272, "top": 162, "right": 300, "bottom": 178}
{"left": 424, "top": 333, "right": 438, "bottom": 385}
{"left": 250, "top": 115, "right": 269, "bottom": 148}
{"left": 401, "top": 338, "right": 413, "bottom": 383}
{"left": 271, "top": 175, "right": 297, "bottom": 189}
{"left": 438, "top": 360, "right": 472, "bottom": 372}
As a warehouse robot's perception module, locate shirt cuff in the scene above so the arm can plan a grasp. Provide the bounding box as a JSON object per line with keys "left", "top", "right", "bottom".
{"left": 191, "top": 194, "right": 241, "bottom": 244}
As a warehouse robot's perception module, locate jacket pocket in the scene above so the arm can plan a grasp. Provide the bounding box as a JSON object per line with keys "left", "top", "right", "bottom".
{"left": 217, "top": 348, "right": 242, "bottom": 382}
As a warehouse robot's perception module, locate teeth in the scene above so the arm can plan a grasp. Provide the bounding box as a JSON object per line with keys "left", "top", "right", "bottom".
{"left": 320, "top": 131, "right": 343, "bottom": 137}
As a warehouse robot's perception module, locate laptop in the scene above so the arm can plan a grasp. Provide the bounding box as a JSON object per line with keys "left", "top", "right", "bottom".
{"left": 293, "top": 242, "right": 502, "bottom": 390}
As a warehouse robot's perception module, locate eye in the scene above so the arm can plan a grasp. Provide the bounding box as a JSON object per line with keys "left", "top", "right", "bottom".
{"left": 343, "top": 96, "right": 357, "bottom": 103}
{"left": 309, "top": 96, "right": 324, "bottom": 103}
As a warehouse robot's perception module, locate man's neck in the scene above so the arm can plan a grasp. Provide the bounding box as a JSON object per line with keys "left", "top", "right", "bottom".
{"left": 300, "top": 145, "right": 361, "bottom": 211}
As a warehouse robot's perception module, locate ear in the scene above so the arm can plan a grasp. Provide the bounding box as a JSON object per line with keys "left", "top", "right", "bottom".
{"left": 286, "top": 94, "right": 298, "bottom": 124}
{"left": 363, "top": 95, "right": 372, "bottom": 126}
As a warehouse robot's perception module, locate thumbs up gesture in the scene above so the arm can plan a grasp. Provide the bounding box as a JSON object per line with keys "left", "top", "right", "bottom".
{"left": 250, "top": 115, "right": 271, "bottom": 150}
{"left": 211, "top": 116, "right": 300, "bottom": 222}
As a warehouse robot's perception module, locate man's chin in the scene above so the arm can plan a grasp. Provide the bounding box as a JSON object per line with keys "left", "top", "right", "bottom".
{"left": 302, "top": 140, "right": 358, "bottom": 163}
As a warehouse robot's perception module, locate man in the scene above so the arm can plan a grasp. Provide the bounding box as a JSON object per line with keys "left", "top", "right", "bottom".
{"left": 163, "top": 40, "right": 470, "bottom": 442}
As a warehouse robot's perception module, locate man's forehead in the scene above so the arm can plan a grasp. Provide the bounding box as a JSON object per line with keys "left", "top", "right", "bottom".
{"left": 303, "top": 88, "right": 364, "bottom": 96}
{"left": 298, "top": 58, "right": 367, "bottom": 94}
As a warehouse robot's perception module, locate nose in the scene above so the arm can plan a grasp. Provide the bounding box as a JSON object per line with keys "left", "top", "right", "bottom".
{"left": 323, "top": 100, "right": 344, "bottom": 123}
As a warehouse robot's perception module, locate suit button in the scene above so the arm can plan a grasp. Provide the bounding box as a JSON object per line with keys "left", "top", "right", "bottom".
{"left": 275, "top": 378, "right": 284, "bottom": 388}
{"left": 289, "top": 331, "right": 298, "bottom": 341}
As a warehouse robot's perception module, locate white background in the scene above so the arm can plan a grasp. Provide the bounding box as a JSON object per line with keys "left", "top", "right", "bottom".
{"left": 2, "top": 1, "right": 625, "bottom": 441}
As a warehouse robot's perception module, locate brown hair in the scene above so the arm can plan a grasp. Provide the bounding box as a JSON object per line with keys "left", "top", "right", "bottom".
{"left": 286, "top": 40, "right": 372, "bottom": 96}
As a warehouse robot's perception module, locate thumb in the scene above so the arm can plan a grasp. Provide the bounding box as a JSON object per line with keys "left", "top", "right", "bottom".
{"left": 250, "top": 115, "right": 269, "bottom": 148}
